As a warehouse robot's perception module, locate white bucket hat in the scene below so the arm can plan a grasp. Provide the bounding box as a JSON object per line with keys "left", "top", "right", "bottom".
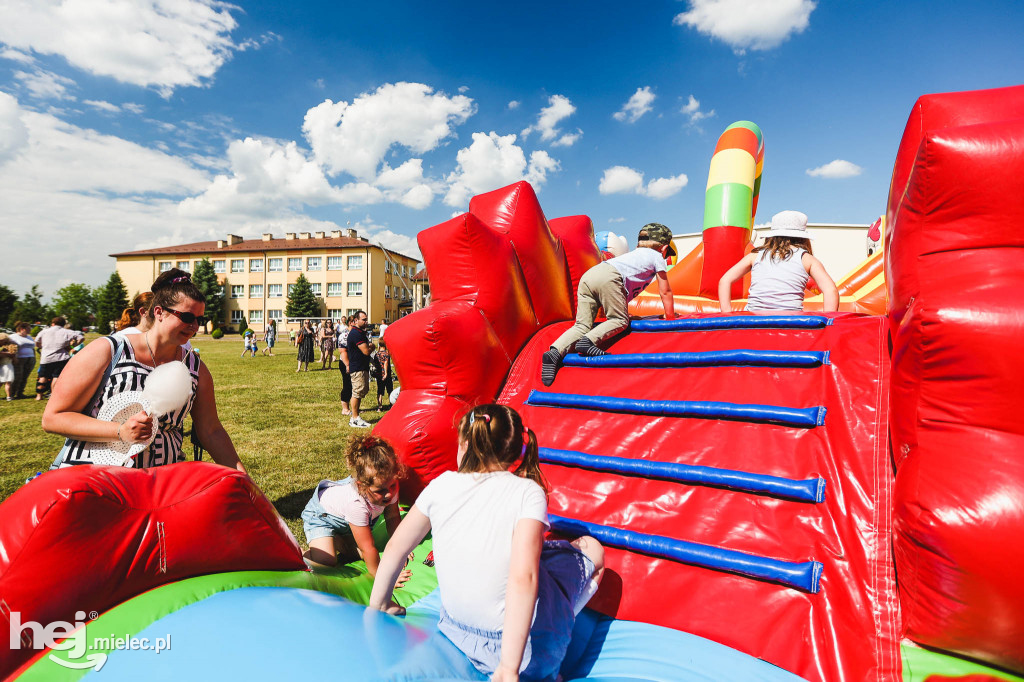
{"left": 765, "top": 210, "right": 812, "bottom": 239}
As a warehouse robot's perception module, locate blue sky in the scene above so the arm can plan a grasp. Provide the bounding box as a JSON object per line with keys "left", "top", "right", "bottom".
{"left": 1, "top": 0, "right": 1021, "bottom": 297}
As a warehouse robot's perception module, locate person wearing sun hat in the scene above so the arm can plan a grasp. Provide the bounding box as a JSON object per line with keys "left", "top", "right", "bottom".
{"left": 540, "top": 222, "right": 677, "bottom": 386}
{"left": 718, "top": 210, "right": 838, "bottom": 313}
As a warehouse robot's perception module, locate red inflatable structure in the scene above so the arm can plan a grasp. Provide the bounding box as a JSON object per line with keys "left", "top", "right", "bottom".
{"left": 886, "top": 85, "right": 1024, "bottom": 673}
{"left": 0, "top": 464, "right": 304, "bottom": 678}
{"left": 378, "top": 84, "right": 1024, "bottom": 680}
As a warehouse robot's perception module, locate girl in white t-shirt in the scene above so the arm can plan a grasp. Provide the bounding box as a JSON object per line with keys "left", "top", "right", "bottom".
{"left": 301, "top": 434, "right": 411, "bottom": 587}
{"left": 370, "top": 404, "right": 604, "bottom": 682}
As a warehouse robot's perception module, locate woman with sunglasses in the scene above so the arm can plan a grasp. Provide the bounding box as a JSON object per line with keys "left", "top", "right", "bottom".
{"left": 43, "top": 268, "right": 246, "bottom": 472}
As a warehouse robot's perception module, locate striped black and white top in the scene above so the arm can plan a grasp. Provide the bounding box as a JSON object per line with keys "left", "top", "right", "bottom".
{"left": 53, "top": 335, "right": 201, "bottom": 469}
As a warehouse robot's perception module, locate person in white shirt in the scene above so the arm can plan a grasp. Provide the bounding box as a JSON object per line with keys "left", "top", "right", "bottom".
{"left": 541, "top": 223, "right": 677, "bottom": 386}
{"left": 9, "top": 322, "right": 37, "bottom": 399}
{"left": 34, "top": 317, "right": 84, "bottom": 400}
{"left": 369, "top": 404, "right": 604, "bottom": 681}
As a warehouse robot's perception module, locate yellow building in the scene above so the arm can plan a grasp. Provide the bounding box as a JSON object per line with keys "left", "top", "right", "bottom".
{"left": 111, "top": 230, "right": 419, "bottom": 332}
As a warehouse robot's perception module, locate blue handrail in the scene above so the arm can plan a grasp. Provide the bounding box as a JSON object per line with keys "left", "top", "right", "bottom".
{"left": 562, "top": 349, "right": 830, "bottom": 369}
{"left": 631, "top": 316, "right": 832, "bottom": 332}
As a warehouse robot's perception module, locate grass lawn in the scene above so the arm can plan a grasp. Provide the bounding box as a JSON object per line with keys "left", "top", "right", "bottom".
{"left": 0, "top": 333, "right": 395, "bottom": 548}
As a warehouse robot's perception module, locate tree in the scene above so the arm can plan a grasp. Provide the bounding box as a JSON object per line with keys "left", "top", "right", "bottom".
{"left": 286, "top": 274, "right": 321, "bottom": 319}
{"left": 0, "top": 284, "right": 16, "bottom": 327}
{"left": 51, "top": 283, "right": 96, "bottom": 329}
{"left": 94, "top": 272, "right": 130, "bottom": 333}
{"left": 7, "top": 285, "right": 51, "bottom": 327}
{"left": 192, "top": 258, "right": 225, "bottom": 330}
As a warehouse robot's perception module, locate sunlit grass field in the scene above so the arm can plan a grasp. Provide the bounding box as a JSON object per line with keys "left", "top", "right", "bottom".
{"left": 0, "top": 333, "right": 394, "bottom": 547}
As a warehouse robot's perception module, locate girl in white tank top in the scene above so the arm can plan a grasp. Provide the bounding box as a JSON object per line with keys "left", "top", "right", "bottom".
{"left": 718, "top": 210, "right": 839, "bottom": 313}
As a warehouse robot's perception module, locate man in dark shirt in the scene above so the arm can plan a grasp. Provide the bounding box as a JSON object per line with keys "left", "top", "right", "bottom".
{"left": 346, "top": 310, "right": 372, "bottom": 428}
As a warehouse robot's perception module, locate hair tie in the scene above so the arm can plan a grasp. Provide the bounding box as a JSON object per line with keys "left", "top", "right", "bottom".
{"left": 171, "top": 274, "right": 191, "bottom": 283}
{"left": 521, "top": 426, "right": 530, "bottom": 457}
{"left": 469, "top": 411, "right": 491, "bottom": 425}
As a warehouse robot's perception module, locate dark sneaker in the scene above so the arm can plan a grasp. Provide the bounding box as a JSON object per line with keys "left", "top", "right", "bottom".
{"left": 576, "top": 337, "right": 607, "bottom": 357}
{"left": 541, "top": 349, "right": 562, "bottom": 386}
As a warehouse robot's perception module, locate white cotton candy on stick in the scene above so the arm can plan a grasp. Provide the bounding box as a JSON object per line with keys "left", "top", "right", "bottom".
{"left": 142, "top": 361, "right": 192, "bottom": 418}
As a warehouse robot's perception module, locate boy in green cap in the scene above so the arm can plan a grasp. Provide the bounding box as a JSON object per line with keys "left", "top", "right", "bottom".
{"left": 541, "top": 223, "right": 676, "bottom": 386}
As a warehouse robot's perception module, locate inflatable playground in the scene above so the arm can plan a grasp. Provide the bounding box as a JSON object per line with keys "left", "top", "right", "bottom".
{"left": 1, "top": 84, "right": 1022, "bottom": 681}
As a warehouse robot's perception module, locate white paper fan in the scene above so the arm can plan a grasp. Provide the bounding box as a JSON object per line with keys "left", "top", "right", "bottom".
{"left": 89, "top": 391, "right": 155, "bottom": 467}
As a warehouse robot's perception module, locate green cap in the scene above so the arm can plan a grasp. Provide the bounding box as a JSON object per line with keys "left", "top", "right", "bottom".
{"left": 638, "top": 223, "right": 676, "bottom": 257}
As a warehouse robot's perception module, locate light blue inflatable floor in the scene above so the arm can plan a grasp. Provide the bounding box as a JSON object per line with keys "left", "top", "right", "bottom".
{"left": 88, "top": 587, "right": 807, "bottom": 681}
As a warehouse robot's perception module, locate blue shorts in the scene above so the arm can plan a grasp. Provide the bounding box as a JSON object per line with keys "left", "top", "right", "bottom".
{"left": 438, "top": 540, "right": 595, "bottom": 681}
{"left": 301, "top": 478, "right": 355, "bottom": 542}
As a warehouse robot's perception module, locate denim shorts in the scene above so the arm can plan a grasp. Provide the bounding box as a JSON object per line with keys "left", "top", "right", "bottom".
{"left": 301, "top": 478, "right": 355, "bottom": 542}
{"left": 438, "top": 540, "right": 595, "bottom": 681}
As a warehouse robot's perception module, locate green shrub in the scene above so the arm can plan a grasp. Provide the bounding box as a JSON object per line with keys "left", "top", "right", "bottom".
{"left": 211, "top": 328, "right": 224, "bottom": 339}
{"left": 238, "top": 319, "right": 248, "bottom": 335}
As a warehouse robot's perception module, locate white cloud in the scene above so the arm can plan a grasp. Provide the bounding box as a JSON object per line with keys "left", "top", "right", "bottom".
{"left": 122, "top": 102, "right": 145, "bottom": 115}
{"left": 84, "top": 99, "right": 121, "bottom": 113}
{"left": 599, "top": 165, "right": 688, "bottom": 199}
{"left": 674, "top": 0, "right": 816, "bottom": 53}
{"left": 180, "top": 136, "right": 373, "bottom": 218}
{"left": 806, "top": 159, "right": 862, "bottom": 179}
{"left": 236, "top": 31, "right": 281, "bottom": 51}
{"left": 376, "top": 159, "right": 435, "bottom": 209}
{"left": 681, "top": 95, "right": 715, "bottom": 128}
{"left": 0, "top": 92, "right": 29, "bottom": 164}
{"left": 0, "top": 47, "right": 34, "bottom": 64}
{"left": 356, "top": 219, "right": 422, "bottom": 263}
{"left": 443, "top": 131, "right": 560, "bottom": 208}
{"left": 458, "top": 85, "right": 469, "bottom": 94}
{"left": 599, "top": 166, "right": 644, "bottom": 195}
{"left": 646, "top": 174, "right": 689, "bottom": 199}
{"left": 522, "top": 95, "right": 579, "bottom": 146}
{"left": 14, "top": 69, "right": 76, "bottom": 100}
{"left": 613, "top": 86, "right": 655, "bottom": 123}
{"left": 302, "top": 82, "right": 475, "bottom": 181}
{"left": 507, "top": 100, "right": 520, "bottom": 110}
{"left": 608, "top": 217, "right": 626, "bottom": 223}
{"left": 0, "top": 0, "right": 241, "bottom": 96}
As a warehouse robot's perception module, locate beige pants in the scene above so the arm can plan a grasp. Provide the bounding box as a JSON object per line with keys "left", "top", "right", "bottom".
{"left": 551, "top": 262, "right": 629, "bottom": 356}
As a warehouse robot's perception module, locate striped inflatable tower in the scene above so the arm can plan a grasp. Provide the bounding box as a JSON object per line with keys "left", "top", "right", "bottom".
{"left": 699, "top": 121, "right": 763, "bottom": 298}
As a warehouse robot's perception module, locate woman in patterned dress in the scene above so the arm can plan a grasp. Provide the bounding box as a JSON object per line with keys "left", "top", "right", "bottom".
{"left": 319, "top": 319, "right": 336, "bottom": 370}
{"left": 43, "top": 268, "right": 246, "bottom": 472}
{"left": 296, "top": 319, "right": 316, "bottom": 372}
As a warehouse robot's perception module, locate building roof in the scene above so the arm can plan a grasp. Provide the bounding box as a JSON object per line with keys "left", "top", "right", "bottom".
{"left": 411, "top": 269, "right": 429, "bottom": 282}
{"left": 110, "top": 235, "right": 420, "bottom": 262}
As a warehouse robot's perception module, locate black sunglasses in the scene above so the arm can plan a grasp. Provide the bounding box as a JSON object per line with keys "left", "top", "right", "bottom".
{"left": 162, "top": 308, "right": 206, "bottom": 326}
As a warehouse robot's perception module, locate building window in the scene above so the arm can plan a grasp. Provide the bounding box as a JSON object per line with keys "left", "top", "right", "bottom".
{"left": 213, "top": 260, "right": 226, "bottom": 273}
{"left": 158, "top": 261, "right": 171, "bottom": 272}
{"left": 287, "top": 284, "right": 296, "bottom": 296}
{"left": 288, "top": 257, "right": 302, "bottom": 271}
{"left": 249, "top": 310, "right": 263, "bottom": 323}
{"left": 268, "top": 284, "right": 283, "bottom": 298}
{"left": 230, "top": 259, "right": 244, "bottom": 273}
{"left": 327, "top": 282, "right": 343, "bottom": 297}
{"left": 249, "top": 259, "right": 263, "bottom": 273}
{"left": 307, "top": 257, "right": 321, "bottom": 271}
{"left": 385, "top": 286, "right": 390, "bottom": 299}
{"left": 230, "top": 310, "right": 244, "bottom": 324}
{"left": 385, "top": 261, "right": 391, "bottom": 274}
{"left": 328, "top": 309, "right": 344, "bottom": 320}
{"left": 176, "top": 261, "right": 191, "bottom": 272}
{"left": 347, "top": 255, "right": 363, "bottom": 270}
{"left": 327, "top": 256, "right": 343, "bottom": 270}
{"left": 231, "top": 285, "right": 244, "bottom": 298}
{"left": 347, "top": 282, "right": 362, "bottom": 297}
{"left": 310, "top": 283, "right": 322, "bottom": 297}
{"left": 249, "top": 285, "right": 263, "bottom": 298}
{"left": 268, "top": 257, "right": 283, "bottom": 272}
{"left": 347, "top": 308, "right": 360, "bottom": 318}
{"left": 267, "top": 309, "right": 282, "bottom": 322}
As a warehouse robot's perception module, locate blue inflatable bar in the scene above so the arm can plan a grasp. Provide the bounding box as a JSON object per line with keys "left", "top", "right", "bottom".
{"left": 539, "top": 447, "right": 826, "bottom": 503}
{"left": 527, "top": 390, "right": 827, "bottom": 428}
{"left": 631, "top": 315, "right": 833, "bottom": 332}
{"left": 549, "top": 515, "right": 824, "bottom": 594}
{"left": 562, "top": 349, "right": 831, "bottom": 369}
